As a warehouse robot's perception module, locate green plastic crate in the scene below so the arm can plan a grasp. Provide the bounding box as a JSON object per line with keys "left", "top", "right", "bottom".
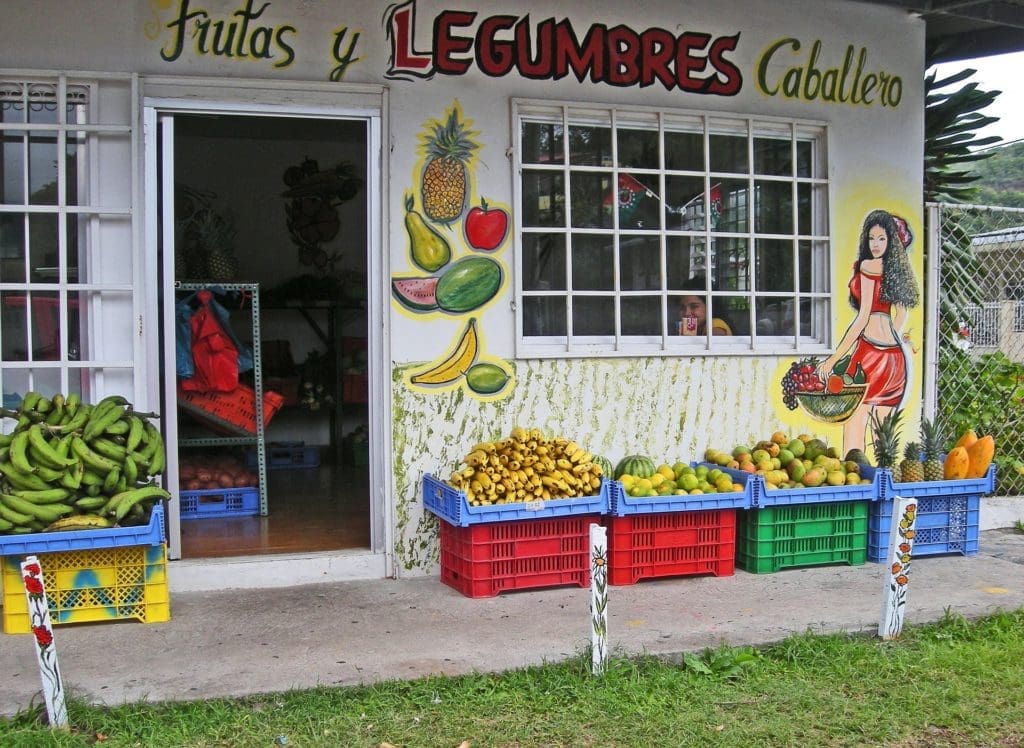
{"left": 736, "top": 501, "right": 868, "bottom": 573}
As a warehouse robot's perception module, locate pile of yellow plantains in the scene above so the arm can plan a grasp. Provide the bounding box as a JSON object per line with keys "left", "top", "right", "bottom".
{"left": 447, "top": 426, "right": 603, "bottom": 506}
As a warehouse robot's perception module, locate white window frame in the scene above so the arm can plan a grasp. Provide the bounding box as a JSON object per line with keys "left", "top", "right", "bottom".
{"left": 512, "top": 98, "right": 833, "bottom": 359}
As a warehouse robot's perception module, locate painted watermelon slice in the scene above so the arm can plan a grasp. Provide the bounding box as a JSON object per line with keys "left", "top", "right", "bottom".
{"left": 392, "top": 276, "right": 439, "bottom": 312}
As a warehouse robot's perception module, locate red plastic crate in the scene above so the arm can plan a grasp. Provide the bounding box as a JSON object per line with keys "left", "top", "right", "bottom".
{"left": 177, "top": 382, "right": 284, "bottom": 436}
{"left": 439, "top": 515, "right": 599, "bottom": 598}
{"left": 605, "top": 510, "right": 736, "bottom": 585}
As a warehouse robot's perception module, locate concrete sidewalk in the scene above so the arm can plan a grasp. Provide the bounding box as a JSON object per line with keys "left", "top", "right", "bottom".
{"left": 3, "top": 528, "right": 1024, "bottom": 716}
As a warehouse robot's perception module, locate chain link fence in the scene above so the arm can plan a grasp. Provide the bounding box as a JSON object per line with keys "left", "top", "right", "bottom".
{"left": 932, "top": 202, "right": 1024, "bottom": 496}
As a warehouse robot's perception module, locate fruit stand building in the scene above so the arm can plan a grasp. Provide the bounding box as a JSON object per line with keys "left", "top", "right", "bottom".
{"left": 0, "top": 0, "right": 1018, "bottom": 590}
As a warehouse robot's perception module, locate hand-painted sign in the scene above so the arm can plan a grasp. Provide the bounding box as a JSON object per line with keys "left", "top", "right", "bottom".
{"left": 384, "top": 0, "right": 742, "bottom": 95}
{"left": 756, "top": 37, "right": 903, "bottom": 107}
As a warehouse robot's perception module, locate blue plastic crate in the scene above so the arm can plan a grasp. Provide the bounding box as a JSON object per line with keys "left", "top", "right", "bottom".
{"left": 608, "top": 471, "right": 752, "bottom": 516}
{"left": 423, "top": 473, "right": 609, "bottom": 527}
{"left": 246, "top": 443, "right": 320, "bottom": 471}
{"left": 708, "top": 463, "right": 882, "bottom": 508}
{"left": 868, "top": 493, "right": 980, "bottom": 561}
{"left": 0, "top": 503, "right": 166, "bottom": 556}
{"left": 880, "top": 465, "right": 995, "bottom": 500}
{"left": 180, "top": 486, "right": 259, "bottom": 519}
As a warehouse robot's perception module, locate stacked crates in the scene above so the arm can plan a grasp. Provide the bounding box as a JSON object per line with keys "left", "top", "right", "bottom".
{"left": 868, "top": 465, "right": 994, "bottom": 561}
{"left": 0, "top": 504, "right": 169, "bottom": 634}
{"left": 423, "top": 474, "right": 608, "bottom": 598}
{"left": 733, "top": 465, "right": 880, "bottom": 573}
{"left": 603, "top": 474, "right": 750, "bottom": 585}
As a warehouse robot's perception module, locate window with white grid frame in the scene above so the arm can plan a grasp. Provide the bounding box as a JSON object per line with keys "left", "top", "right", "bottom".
{"left": 0, "top": 73, "right": 137, "bottom": 409}
{"left": 514, "top": 101, "right": 832, "bottom": 356}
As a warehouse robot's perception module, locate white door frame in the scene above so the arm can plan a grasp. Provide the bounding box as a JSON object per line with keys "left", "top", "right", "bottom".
{"left": 141, "top": 76, "right": 393, "bottom": 584}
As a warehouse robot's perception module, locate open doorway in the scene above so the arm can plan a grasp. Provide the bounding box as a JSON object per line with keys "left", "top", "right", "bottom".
{"left": 161, "top": 113, "right": 371, "bottom": 560}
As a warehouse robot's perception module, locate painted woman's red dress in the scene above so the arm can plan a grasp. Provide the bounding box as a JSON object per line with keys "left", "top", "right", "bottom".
{"left": 848, "top": 268, "right": 907, "bottom": 407}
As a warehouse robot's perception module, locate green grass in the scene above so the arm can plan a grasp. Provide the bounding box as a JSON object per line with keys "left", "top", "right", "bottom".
{"left": 4, "top": 608, "right": 1024, "bottom": 747}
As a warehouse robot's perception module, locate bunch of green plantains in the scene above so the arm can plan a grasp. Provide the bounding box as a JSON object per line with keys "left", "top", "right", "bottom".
{"left": 0, "top": 392, "right": 169, "bottom": 535}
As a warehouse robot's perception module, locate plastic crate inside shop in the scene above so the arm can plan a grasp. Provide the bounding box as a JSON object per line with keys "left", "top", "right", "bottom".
{"left": 736, "top": 501, "right": 869, "bottom": 574}
{"left": 0, "top": 503, "right": 165, "bottom": 557}
{"left": 423, "top": 473, "right": 610, "bottom": 527}
{"left": 2, "top": 544, "right": 170, "bottom": 634}
{"left": 439, "top": 515, "right": 598, "bottom": 598}
{"left": 869, "top": 493, "right": 981, "bottom": 561}
{"left": 604, "top": 509, "right": 736, "bottom": 585}
{"left": 180, "top": 486, "right": 259, "bottom": 519}
{"left": 176, "top": 382, "right": 284, "bottom": 436}
{"left": 246, "top": 442, "right": 320, "bottom": 471}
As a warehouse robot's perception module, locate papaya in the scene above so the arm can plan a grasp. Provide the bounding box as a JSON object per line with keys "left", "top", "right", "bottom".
{"left": 952, "top": 429, "right": 978, "bottom": 452}
{"left": 965, "top": 434, "right": 995, "bottom": 479}
{"left": 943, "top": 446, "right": 970, "bottom": 480}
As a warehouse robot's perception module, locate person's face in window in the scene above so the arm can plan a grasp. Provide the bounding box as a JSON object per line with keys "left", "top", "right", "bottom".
{"left": 679, "top": 295, "right": 708, "bottom": 331}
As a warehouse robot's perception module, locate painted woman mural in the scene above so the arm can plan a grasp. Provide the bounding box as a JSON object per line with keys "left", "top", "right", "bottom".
{"left": 816, "top": 209, "right": 919, "bottom": 454}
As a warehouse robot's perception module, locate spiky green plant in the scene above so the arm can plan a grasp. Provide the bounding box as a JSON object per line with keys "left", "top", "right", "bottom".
{"left": 870, "top": 407, "right": 904, "bottom": 471}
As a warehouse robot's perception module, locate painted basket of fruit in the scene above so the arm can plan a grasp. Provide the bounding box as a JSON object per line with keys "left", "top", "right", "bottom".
{"left": 797, "top": 384, "right": 867, "bottom": 423}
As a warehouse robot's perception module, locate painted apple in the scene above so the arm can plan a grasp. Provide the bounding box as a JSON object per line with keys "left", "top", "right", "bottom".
{"left": 464, "top": 198, "right": 509, "bottom": 251}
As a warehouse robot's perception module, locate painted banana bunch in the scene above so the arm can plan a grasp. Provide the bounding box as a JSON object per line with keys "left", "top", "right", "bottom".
{"left": 0, "top": 392, "right": 170, "bottom": 535}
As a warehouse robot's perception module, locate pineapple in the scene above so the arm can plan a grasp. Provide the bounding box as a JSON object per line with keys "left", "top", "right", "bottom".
{"left": 920, "top": 417, "right": 944, "bottom": 482}
{"left": 420, "top": 107, "right": 477, "bottom": 224}
{"left": 900, "top": 442, "right": 924, "bottom": 483}
{"left": 206, "top": 248, "right": 238, "bottom": 281}
{"left": 870, "top": 407, "right": 903, "bottom": 471}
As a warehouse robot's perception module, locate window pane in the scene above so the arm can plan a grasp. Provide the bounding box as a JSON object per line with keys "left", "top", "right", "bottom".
{"left": 797, "top": 183, "right": 812, "bottom": 235}
{"left": 617, "top": 128, "right": 659, "bottom": 169}
{"left": 523, "top": 295, "right": 566, "bottom": 336}
{"left": 28, "top": 212, "right": 59, "bottom": 282}
{"left": 73, "top": 215, "right": 132, "bottom": 284}
{"left": 616, "top": 173, "right": 660, "bottom": 230}
{"left": 28, "top": 133, "right": 58, "bottom": 204}
{"left": 796, "top": 141, "right": 812, "bottom": 178}
{"left": 710, "top": 134, "right": 747, "bottom": 173}
{"left": 70, "top": 290, "right": 133, "bottom": 362}
{"left": 570, "top": 171, "right": 612, "bottom": 228}
{"left": 619, "top": 235, "right": 660, "bottom": 291}
{"left": 665, "top": 130, "right": 703, "bottom": 171}
{"left": 522, "top": 233, "right": 566, "bottom": 291}
{"left": 756, "top": 297, "right": 795, "bottom": 337}
{"left": 571, "top": 235, "right": 613, "bottom": 291}
{"left": 2, "top": 130, "right": 26, "bottom": 204}
{"left": 801, "top": 240, "right": 829, "bottom": 293}
{"left": 521, "top": 121, "right": 564, "bottom": 164}
{"left": 569, "top": 125, "right": 611, "bottom": 166}
{"left": 803, "top": 297, "right": 830, "bottom": 338}
{"left": 572, "top": 296, "right": 613, "bottom": 335}
{"left": 0, "top": 214, "right": 26, "bottom": 282}
{"left": 666, "top": 235, "right": 706, "bottom": 290}
{"left": 712, "top": 237, "right": 749, "bottom": 291}
{"left": 1, "top": 291, "right": 30, "bottom": 361}
{"left": 522, "top": 170, "right": 565, "bottom": 227}
{"left": 755, "top": 180, "right": 792, "bottom": 234}
{"left": 66, "top": 133, "right": 82, "bottom": 206}
{"left": 715, "top": 179, "right": 749, "bottom": 232}
{"left": 754, "top": 137, "right": 791, "bottom": 176}
{"left": 716, "top": 295, "right": 749, "bottom": 335}
{"left": 621, "top": 296, "right": 661, "bottom": 335}
{"left": 755, "top": 239, "right": 793, "bottom": 292}
{"left": 666, "top": 175, "right": 705, "bottom": 230}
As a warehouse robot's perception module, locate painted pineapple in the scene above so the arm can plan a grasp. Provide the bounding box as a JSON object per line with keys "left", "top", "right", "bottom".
{"left": 870, "top": 407, "right": 903, "bottom": 471}
{"left": 900, "top": 442, "right": 924, "bottom": 483}
{"left": 920, "top": 417, "right": 944, "bottom": 482}
{"left": 421, "top": 107, "right": 477, "bottom": 224}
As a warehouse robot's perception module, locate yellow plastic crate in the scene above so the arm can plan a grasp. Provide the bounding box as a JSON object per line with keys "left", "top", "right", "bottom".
{"left": 2, "top": 545, "right": 170, "bottom": 634}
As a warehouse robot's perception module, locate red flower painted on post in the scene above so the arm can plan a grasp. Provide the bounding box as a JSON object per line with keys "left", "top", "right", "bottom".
{"left": 24, "top": 574, "right": 44, "bottom": 596}
{"left": 891, "top": 562, "right": 903, "bottom": 575}
{"left": 32, "top": 625, "right": 53, "bottom": 648}
{"left": 24, "top": 562, "right": 41, "bottom": 575}
{"left": 895, "top": 574, "right": 909, "bottom": 586}
{"left": 898, "top": 542, "right": 911, "bottom": 553}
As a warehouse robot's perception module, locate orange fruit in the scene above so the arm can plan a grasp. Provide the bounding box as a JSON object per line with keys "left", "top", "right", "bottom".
{"left": 826, "top": 374, "right": 845, "bottom": 394}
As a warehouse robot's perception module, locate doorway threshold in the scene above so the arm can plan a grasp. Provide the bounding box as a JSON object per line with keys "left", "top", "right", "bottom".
{"left": 168, "top": 548, "right": 387, "bottom": 592}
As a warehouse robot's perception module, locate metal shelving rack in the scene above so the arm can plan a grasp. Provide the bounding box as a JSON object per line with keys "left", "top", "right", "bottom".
{"left": 175, "top": 282, "right": 268, "bottom": 516}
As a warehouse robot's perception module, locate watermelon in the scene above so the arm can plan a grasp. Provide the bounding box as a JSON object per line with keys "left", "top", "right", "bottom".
{"left": 392, "top": 276, "right": 439, "bottom": 311}
{"left": 614, "top": 454, "right": 656, "bottom": 479}
{"left": 592, "top": 455, "right": 614, "bottom": 478}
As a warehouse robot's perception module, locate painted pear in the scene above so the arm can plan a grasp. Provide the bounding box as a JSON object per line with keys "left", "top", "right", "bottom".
{"left": 405, "top": 194, "right": 451, "bottom": 272}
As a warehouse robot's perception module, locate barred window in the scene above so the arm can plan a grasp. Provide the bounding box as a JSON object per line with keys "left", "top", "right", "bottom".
{"left": 513, "top": 100, "right": 831, "bottom": 357}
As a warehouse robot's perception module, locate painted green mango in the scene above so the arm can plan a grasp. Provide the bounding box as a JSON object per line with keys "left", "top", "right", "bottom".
{"left": 435, "top": 255, "right": 502, "bottom": 313}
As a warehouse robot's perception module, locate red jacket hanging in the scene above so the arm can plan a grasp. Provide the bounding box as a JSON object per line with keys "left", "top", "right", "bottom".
{"left": 180, "top": 290, "right": 240, "bottom": 393}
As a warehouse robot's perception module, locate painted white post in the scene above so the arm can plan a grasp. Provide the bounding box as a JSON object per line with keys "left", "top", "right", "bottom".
{"left": 589, "top": 522, "right": 608, "bottom": 675}
{"left": 20, "top": 556, "right": 68, "bottom": 729}
{"left": 879, "top": 497, "right": 918, "bottom": 641}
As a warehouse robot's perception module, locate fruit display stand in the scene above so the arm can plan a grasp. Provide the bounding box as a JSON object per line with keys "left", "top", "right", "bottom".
{"left": 602, "top": 471, "right": 751, "bottom": 585}
{"left": 0, "top": 504, "right": 169, "bottom": 634}
{"left": 867, "top": 465, "right": 995, "bottom": 562}
{"left": 724, "top": 464, "right": 883, "bottom": 508}
{"left": 423, "top": 474, "right": 609, "bottom": 598}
